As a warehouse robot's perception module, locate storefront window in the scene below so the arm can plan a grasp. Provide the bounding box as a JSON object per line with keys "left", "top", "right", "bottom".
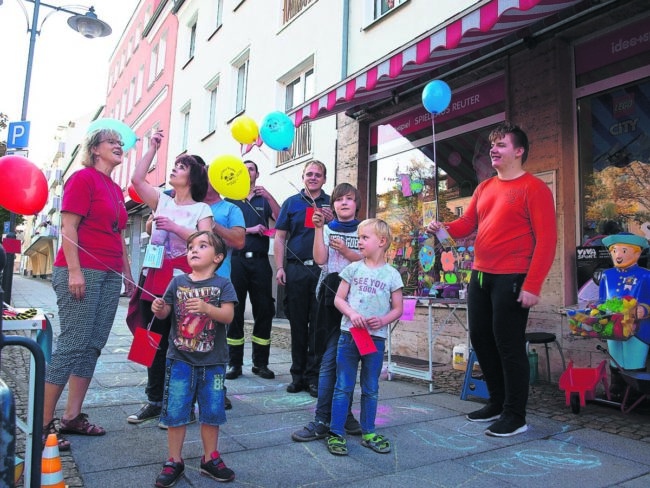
{"left": 575, "top": 17, "right": 650, "bottom": 242}
{"left": 368, "top": 76, "right": 504, "bottom": 295}
{"left": 578, "top": 78, "right": 650, "bottom": 240}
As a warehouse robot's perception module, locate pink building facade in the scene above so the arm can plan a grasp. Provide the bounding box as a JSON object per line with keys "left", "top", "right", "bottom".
{"left": 105, "top": 0, "right": 178, "bottom": 275}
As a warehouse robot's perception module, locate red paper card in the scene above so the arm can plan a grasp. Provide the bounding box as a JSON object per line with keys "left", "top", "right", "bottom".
{"left": 305, "top": 207, "right": 315, "bottom": 228}
{"left": 263, "top": 228, "right": 277, "bottom": 237}
{"left": 349, "top": 327, "right": 377, "bottom": 355}
{"left": 2, "top": 238, "right": 22, "bottom": 254}
{"left": 128, "top": 327, "right": 162, "bottom": 367}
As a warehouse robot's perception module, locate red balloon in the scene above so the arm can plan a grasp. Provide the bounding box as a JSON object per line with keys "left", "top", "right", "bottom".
{"left": 0, "top": 155, "right": 48, "bottom": 215}
{"left": 128, "top": 184, "right": 144, "bottom": 203}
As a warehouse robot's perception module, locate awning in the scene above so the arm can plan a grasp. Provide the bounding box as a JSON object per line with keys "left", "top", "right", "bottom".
{"left": 289, "top": 0, "right": 584, "bottom": 126}
{"left": 24, "top": 235, "right": 56, "bottom": 257}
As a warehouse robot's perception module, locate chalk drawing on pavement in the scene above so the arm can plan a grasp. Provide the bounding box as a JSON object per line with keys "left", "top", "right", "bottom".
{"left": 410, "top": 428, "right": 485, "bottom": 452}
{"left": 471, "top": 439, "right": 601, "bottom": 477}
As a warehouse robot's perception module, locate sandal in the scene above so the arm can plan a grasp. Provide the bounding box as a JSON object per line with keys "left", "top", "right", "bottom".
{"left": 327, "top": 434, "right": 348, "bottom": 456}
{"left": 361, "top": 433, "right": 391, "bottom": 453}
{"left": 59, "top": 413, "right": 106, "bottom": 436}
{"left": 42, "top": 419, "right": 71, "bottom": 451}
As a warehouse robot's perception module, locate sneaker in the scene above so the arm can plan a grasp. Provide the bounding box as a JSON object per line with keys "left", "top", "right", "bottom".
{"left": 308, "top": 384, "right": 318, "bottom": 398}
{"left": 466, "top": 403, "right": 502, "bottom": 422}
{"left": 291, "top": 421, "right": 329, "bottom": 442}
{"left": 344, "top": 416, "right": 362, "bottom": 436}
{"left": 155, "top": 459, "right": 184, "bottom": 487}
{"left": 485, "top": 416, "right": 528, "bottom": 437}
{"left": 225, "top": 396, "right": 232, "bottom": 410}
{"left": 200, "top": 452, "right": 235, "bottom": 482}
{"left": 252, "top": 365, "right": 275, "bottom": 379}
{"left": 127, "top": 403, "right": 161, "bottom": 424}
{"left": 159, "top": 410, "right": 196, "bottom": 430}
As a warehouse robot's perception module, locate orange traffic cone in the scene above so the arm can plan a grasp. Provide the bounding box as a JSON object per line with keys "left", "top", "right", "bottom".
{"left": 42, "top": 433, "right": 65, "bottom": 488}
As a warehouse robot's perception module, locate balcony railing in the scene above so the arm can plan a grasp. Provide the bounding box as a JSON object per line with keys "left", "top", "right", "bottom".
{"left": 277, "top": 121, "right": 311, "bottom": 166}
{"left": 282, "top": 0, "right": 316, "bottom": 24}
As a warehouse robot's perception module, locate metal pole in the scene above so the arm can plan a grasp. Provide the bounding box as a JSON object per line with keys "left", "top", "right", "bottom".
{"left": 2, "top": 0, "right": 41, "bottom": 304}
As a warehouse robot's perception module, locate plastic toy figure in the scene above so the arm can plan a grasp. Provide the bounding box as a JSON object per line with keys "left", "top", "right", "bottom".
{"left": 600, "top": 233, "right": 650, "bottom": 396}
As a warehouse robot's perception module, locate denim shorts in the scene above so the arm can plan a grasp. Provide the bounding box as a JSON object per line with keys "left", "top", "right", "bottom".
{"left": 160, "top": 359, "right": 227, "bottom": 427}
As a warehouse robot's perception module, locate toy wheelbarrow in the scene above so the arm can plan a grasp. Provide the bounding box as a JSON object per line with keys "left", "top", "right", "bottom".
{"left": 596, "top": 344, "right": 650, "bottom": 414}
{"left": 559, "top": 360, "right": 610, "bottom": 414}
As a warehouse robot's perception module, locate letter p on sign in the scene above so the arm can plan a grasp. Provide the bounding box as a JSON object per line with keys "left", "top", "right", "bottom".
{"left": 7, "top": 121, "right": 31, "bottom": 149}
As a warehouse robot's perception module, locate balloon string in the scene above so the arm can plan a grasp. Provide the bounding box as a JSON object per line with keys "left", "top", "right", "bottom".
{"left": 61, "top": 234, "right": 148, "bottom": 296}
{"left": 431, "top": 116, "right": 439, "bottom": 223}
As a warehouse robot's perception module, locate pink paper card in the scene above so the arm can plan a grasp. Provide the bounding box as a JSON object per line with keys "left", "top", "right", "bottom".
{"left": 400, "top": 299, "right": 416, "bottom": 321}
{"left": 349, "top": 327, "right": 377, "bottom": 355}
{"left": 263, "top": 228, "right": 277, "bottom": 237}
{"left": 305, "top": 207, "right": 315, "bottom": 228}
{"left": 128, "top": 327, "right": 162, "bottom": 367}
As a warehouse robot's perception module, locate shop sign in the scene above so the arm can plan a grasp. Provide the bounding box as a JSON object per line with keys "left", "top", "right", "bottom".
{"left": 371, "top": 75, "right": 504, "bottom": 147}
{"left": 575, "top": 16, "right": 650, "bottom": 76}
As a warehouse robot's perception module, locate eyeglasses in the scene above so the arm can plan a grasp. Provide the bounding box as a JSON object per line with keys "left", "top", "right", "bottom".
{"left": 100, "top": 139, "right": 124, "bottom": 147}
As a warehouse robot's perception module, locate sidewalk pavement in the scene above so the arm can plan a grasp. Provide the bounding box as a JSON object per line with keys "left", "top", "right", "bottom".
{"left": 3, "top": 275, "right": 650, "bottom": 487}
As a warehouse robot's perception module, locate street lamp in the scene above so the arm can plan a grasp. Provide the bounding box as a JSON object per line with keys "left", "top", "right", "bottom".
{"left": 2, "top": 0, "right": 111, "bottom": 304}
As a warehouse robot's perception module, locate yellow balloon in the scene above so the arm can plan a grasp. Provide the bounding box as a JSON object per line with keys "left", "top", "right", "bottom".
{"left": 208, "top": 155, "right": 251, "bottom": 200}
{"left": 230, "top": 115, "right": 259, "bottom": 144}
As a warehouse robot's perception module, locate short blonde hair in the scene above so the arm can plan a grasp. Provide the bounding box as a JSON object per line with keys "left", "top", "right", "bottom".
{"left": 81, "top": 128, "right": 122, "bottom": 167}
{"left": 303, "top": 159, "right": 327, "bottom": 178}
{"left": 358, "top": 218, "right": 392, "bottom": 249}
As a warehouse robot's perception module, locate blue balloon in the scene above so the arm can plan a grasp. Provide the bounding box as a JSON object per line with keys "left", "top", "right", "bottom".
{"left": 87, "top": 118, "right": 138, "bottom": 151}
{"left": 422, "top": 80, "right": 452, "bottom": 115}
{"left": 259, "top": 111, "right": 295, "bottom": 151}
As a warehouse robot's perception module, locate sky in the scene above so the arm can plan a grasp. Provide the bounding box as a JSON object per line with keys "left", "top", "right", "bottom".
{"left": 0, "top": 0, "right": 135, "bottom": 167}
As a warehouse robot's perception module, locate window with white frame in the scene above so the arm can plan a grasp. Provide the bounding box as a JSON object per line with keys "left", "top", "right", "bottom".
{"left": 374, "top": 0, "right": 406, "bottom": 18}
{"left": 115, "top": 100, "right": 120, "bottom": 120}
{"left": 364, "top": 0, "right": 407, "bottom": 25}
{"left": 188, "top": 21, "right": 197, "bottom": 59}
{"left": 134, "top": 23, "right": 141, "bottom": 47}
{"left": 156, "top": 34, "right": 167, "bottom": 77}
{"left": 127, "top": 37, "right": 133, "bottom": 61}
{"left": 180, "top": 103, "right": 191, "bottom": 152}
{"left": 144, "top": 6, "right": 151, "bottom": 27}
{"left": 136, "top": 65, "right": 144, "bottom": 102}
{"left": 121, "top": 90, "right": 127, "bottom": 120}
{"left": 128, "top": 77, "right": 136, "bottom": 113}
{"left": 205, "top": 76, "right": 219, "bottom": 134}
{"left": 143, "top": 124, "right": 160, "bottom": 169}
{"left": 149, "top": 43, "right": 159, "bottom": 86}
{"left": 285, "top": 67, "right": 314, "bottom": 111}
{"left": 215, "top": 0, "right": 223, "bottom": 29}
{"left": 233, "top": 55, "right": 249, "bottom": 115}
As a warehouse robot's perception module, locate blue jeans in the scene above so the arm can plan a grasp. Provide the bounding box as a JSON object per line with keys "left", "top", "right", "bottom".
{"left": 160, "top": 359, "right": 227, "bottom": 427}
{"left": 314, "top": 329, "right": 340, "bottom": 424}
{"left": 330, "top": 332, "right": 385, "bottom": 436}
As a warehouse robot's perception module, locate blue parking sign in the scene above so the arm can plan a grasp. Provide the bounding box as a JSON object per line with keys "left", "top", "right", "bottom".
{"left": 7, "top": 121, "right": 31, "bottom": 149}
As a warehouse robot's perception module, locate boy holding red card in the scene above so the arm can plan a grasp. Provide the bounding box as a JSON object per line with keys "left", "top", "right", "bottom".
{"left": 151, "top": 230, "right": 238, "bottom": 486}
{"left": 327, "top": 218, "right": 404, "bottom": 456}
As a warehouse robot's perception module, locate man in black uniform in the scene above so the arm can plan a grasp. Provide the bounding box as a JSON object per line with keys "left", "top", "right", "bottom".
{"left": 274, "top": 160, "right": 333, "bottom": 395}
{"left": 226, "top": 161, "right": 281, "bottom": 380}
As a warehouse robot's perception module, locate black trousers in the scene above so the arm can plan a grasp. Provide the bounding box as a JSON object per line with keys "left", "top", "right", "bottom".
{"left": 228, "top": 255, "right": 275, "bottom": 367}
{"left": 467, "top": 271, "right": 530, "bottom": 421}
{"left": 284, "top": 261, "right": 321, "bottom": 386}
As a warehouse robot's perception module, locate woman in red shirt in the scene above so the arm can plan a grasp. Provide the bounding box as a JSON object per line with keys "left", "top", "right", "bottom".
{"left": 43, "top": 128, "right": 136, "bottom": 450}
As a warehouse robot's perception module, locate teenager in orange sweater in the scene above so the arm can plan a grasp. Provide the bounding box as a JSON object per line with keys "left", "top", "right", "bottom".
{"left": 427, "top": 121, "right": 556, "bottom": 437}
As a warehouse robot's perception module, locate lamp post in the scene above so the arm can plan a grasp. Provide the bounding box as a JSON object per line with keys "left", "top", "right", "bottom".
{"left": 2, "top": 0, "right": 111, "bottom": 305}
